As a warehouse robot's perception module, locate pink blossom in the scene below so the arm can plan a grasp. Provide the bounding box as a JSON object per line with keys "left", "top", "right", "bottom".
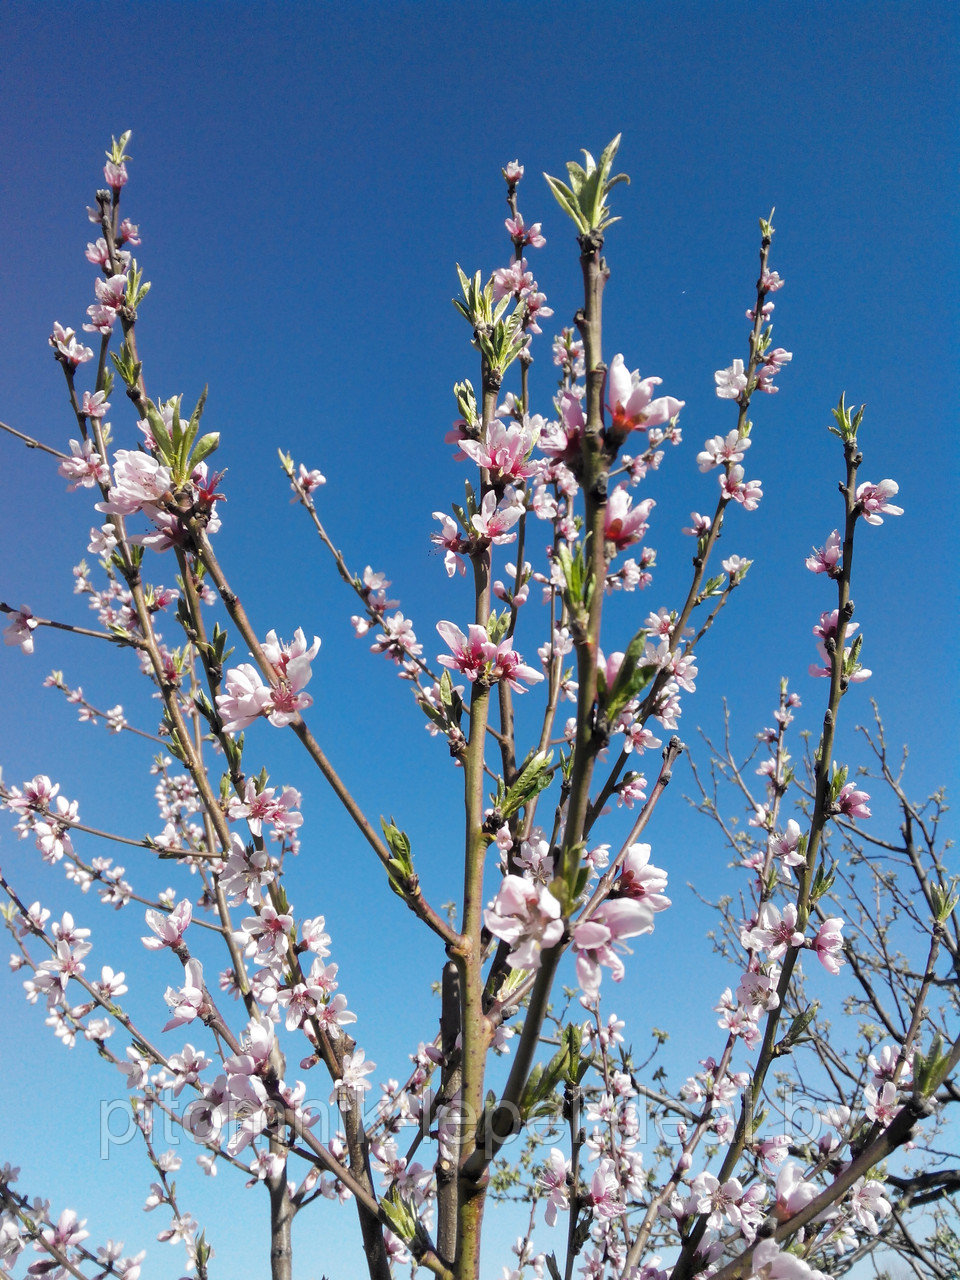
{"left": 775, "top": 1162, "right": 819, "bottom": 1218}
{"left": 741, "top": 903, "right": 804, "bottom": 960}
{"left": 864, "top": 1080, "right": 901, "bottom": 1126}
{"left": 771, "top": 819, "right": 805, "bottom": 868}
{"left": 331, "top": 1048, "right": 376, "bottom": 1110}
{"left": 806, "top": 529, "right": 842, "bottom": 574}
{"left": 217, "top": 630, "right": 320, "bottom": 731}
{"left": 691, "top": 1171, "right": 747, "bottom": 1231}
{"left": 856, "top": 479, "right": 903, "bottom": 525}
{"left": 369, "top": 612, "right": 423, "bottom": 662}
{"left": 98, "top": 450, "right": 173, "bottom": 517}
{"left": 720, "top": 464, "right": 763, "bottom": 510}
{"left": 539, "top": 391, "right": 585, "bottom": 465}
{"left": 104, "top": 160, "right": 128, "bottom": 190}
{"left": 82, "top": 275, "right": 127, "bottom": 334}
{"left": 749, "top": 1239, "right": 823, "bottom": 1279}
{"left": 80, "top": 390, "right": 110, "bottom": 419}
{"left": 697, "top": 429, "right": 750, "bottom": 472}
{"left": 432, "top": 511, "right": 468, "bottom": 576}
{"left": 162, "top": 959, "right": 206, "bottom": 1030}
{"left": 291, "top": 463, "right": 326, "bottom": 499}
{"left": 491, "top": 258, "right": 533, "bottom": 302}
{"left": 538, "top": 1148, "right": 570, "bottom": 1226}
{"left": 49, "top": 322, "right": 94, "bottom": 366}
{"left": 606, "top": 354, "right": 684, "bottom": 434}
{"left": 615, "top": 844, "right": 671, "bottom": 912}
{"left": 41, "top": 1209, "right": 89, "bottom": 1253}
{"left": 142, "top": 899, "right": 193, "bottom": 950}
{"left": 681, "top": 512, "right": 711, "bottom": 540}
{"left": 747, "top": 301, "right": 775, "bottom": 322}
{"left": 502, "top": 160, "right": 524, "bottom": 184}
{"left": 3, "top": 606, "right": 38, "bottom": 654}
{"left": 868, "top": 1044, "right": 912, "bottom": 1087}
{"left": 585, "top": 1158, "right": 622, "bottom": 1219}
{"left": 812, "top": 917, "right": 845, "bottom": 973}
{"left": 604, "top": 485, "right": 655, "bottom": 551}
{"left": 850, "top": 1178, "right": 892, "bottom": 1234}
{"left": 721, "top": 554, "right": 751, "bottom": 580}
{"left": 835, "top": 783, "right": 871, "bottom": 820}
{"left": 573, "top": 897, "right": 656, "bottom": 996}
{"left": 714, "top": 358, "right": 747, "bottom": 400}
{"left": 59, "top": 438, "right": 111, "bottom": 490}
{"left": 756, "top": 347, "right": 793, "bottom": 394}
{"left": 460, "top": 416, "right": 540, "bottom": 482}
{"left": 471, "top": 486, "right": 525, "bottom": 542}
{"left": 228, "top": 779, "right": 302, "bottom": 838}
{"left": 505, "top": 214, "right": 546, "bottom": 248}
{"left": 216, "top": 664, "right": 273, "bottom": 732}
{"left": 483, "top": 875, "right": 563, "bottom": 969}
{"left": 436, "top": 621, "right": 542, "bottom": 692}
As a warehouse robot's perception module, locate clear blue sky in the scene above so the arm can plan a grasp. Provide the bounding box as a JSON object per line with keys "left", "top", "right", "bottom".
{"left": 0, "top": 3, "right": 956, "bottom": 1278}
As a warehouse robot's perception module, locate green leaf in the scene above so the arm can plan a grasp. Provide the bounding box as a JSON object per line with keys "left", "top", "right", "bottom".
{"left": 499, "top": 750, "right": 554, "bottom": 820}
{"left": 191, "top": 432, "right": 221, "bottom": 467}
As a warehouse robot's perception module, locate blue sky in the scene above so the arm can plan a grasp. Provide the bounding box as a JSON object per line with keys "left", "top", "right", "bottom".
{"left": 0, "top": 3, "right": 957, "bottom": 1277}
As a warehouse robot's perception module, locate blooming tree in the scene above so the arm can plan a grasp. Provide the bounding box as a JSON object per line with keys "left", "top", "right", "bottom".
{"left": 0, "top": 133, "right": 956, "bottom": 1280}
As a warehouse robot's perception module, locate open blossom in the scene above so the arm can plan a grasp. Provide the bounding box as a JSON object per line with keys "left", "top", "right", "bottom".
{"left": 83, "top": 273, "right": 127, "bottom": 334}
{"left": 812, "top": 917, "right": 845, "bottom": 973}
{"left": 505, "top": 213, "right": 545, "bottom": 248}
{"left": 484, "top": 875, "right": 563, "bottom": 970}
{"left": 436, "top": 622, "right": 542, "bottom": 692}
{"left": 142, "top": 899, "right": 192, "bottom": 950}
{"left": 604, "top": 485, "right": 655, "bottom": 551}
{"left": 217, "top": 629, "right": 320, "bottom": 731}
{"left": 749, "top": 1238, "right": 825, "bottom": 1279}
{"left": 80, "top": 390, "right": 110, "bottom": 419}
{"left": 855, "top": 479, "right": 903, "bottom": 524}
{"left": 162, "top": 959, "right": 206, "bottom": 1031}
{"left": 59, "top": 438, "right": 111, "bottom": 490}
{"left": 868, "top": 1044, "right": 912, "bottom": 1088}
{"left": 741, "top": 903, "right": 804, "bottom": 960}
{"left": 585, "top": 1158, "right": 622, "bottom": 1219}
{"left": 538, "top": 1148, "right": 570, "bottom": 1227}
{"left": 714, "top": 358, "right": 747, "bottom": 400}
{"left": 432, "top": 511, "right": 468, "bottom": 577}
{"left": 806, "top": 529, "right": 842, "bottom": 574}
{"left": 98, "top": 450, "right": 173, "bottom": 518}
{"left": 4, "top": 606, "right": 38, "bottom": 654}
{"left": 331, "top": 1049, "right": 376, "bottom": 1110}
{"left": 228, "top": 778, "right": 302, "bottom": 838}
{"left": 216, "top": 664, "right": 273, "bottom": 732}
{"left": 682, "top": 511, "right": 712, "bottom": 538}
{"left": 614, "top": 844, "right": 671, "bottom": 913}
{"left": 572, "top": 897, "right": 658, "bottom": 996}
{"left": 471, "top": 486, "right": 525, "bottom": 542}
{"left": 460, "top": 415, "right": 540, "bottom": 482}
{"left": 775, "top": 1162, "right": 819, "bottom": 1219}
{"left": 864, "top": 1080, "right": 901, "bottom": 1125}
{"left": 697, "top": 429, "right": 750, "bottom": 472}
{"left": 606, "top": 354, "right": 684, "bottom": 434}
{"left": 292, "top": 462, "right": 326, "bottom": 499}
{"left": 720, "top": 464, "right": 763, "bottom": 510}
{"left": 49, "top": 322, "right": 94, "bottom": 366}
{"left": 756, "top": 347, "right": 793, "bottom": 393}
{"left": 850, "top": 1178, "right": 892, "bottom": 1234}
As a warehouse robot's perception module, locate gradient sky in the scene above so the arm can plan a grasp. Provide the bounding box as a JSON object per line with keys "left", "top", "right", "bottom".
{"left": 0, "top": 3, "right": 957, "bottom": 1278}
